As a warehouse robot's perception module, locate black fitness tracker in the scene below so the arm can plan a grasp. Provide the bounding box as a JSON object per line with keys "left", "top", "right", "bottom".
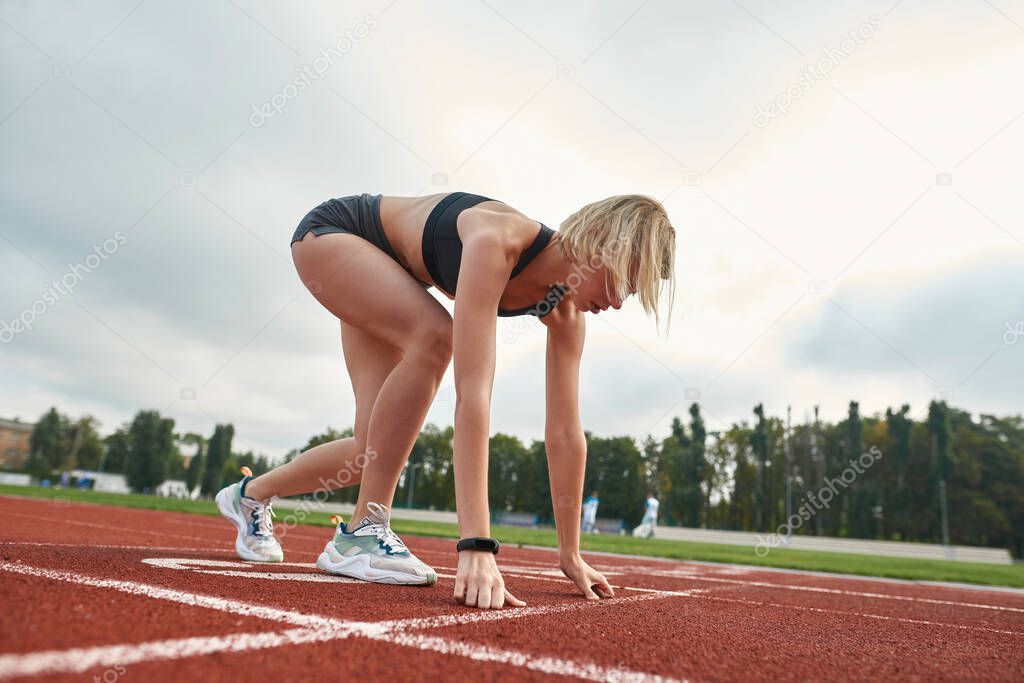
{"left": 456, "top": 537, "right": 500, "bottom": 554}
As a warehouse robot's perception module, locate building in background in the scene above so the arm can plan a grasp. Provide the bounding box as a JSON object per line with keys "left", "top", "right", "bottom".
{"left": 0, "top": 417, "right": 34, "bottom": 470}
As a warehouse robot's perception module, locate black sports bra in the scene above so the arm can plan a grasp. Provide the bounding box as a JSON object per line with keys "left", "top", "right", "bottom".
{"left": 421, "top": 192, "right": 569, "bottom": 317}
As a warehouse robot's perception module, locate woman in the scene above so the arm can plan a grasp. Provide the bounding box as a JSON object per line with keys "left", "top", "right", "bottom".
{"left": 217, "top": 191, "right": 676, "bottom": 609}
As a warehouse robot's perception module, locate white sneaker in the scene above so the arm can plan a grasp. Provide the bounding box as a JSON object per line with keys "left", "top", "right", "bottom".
{"left": 216, "top": 470, "right": 284, "bottom": 563}
{"left": 316, "top": 502, "right": 436, "bottom": 585}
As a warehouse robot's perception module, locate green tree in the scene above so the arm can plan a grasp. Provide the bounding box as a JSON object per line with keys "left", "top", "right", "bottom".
{"left": 124, "top": 410, "right": 175, "bottom": 492}
{"left": 513, "top": 440, "right": 552, "bottom": 520}
{"left": 655, "top": 418, "right": 686, "bottom": 524}
{"left": 200, "top": 424, "right": 235, "bottom": 496}
{"left": 102, "top": 427, "right": 130, "bottom": 473}
{"left": 181, "top": 432, "right": 206, "bottom": 493}
{"left": 681, "top": 404, "right": 706, "bottom": 527}
{"left": 885, "top": 405, "right": 912, "bottom": 540}
{"left": 722, "top": 424, "right": 756, "bottom": 530}
{"left": 487, "top": 433, "right": 528, "bottom": 513}
{"left": 583, "top": 433, "right": 645, "bottom": 527}
{"left": 845, "top": 401, "right": 875, "bottom": 538}
{"left": 69, "top": 417, "right": 105, "bottom": 471}
{"left": 639, "top": 435, "right": 662, "bottom": 499}
{"left": 27, "top": 407, "right": 71, "bottom": 477}
{"left": 400, "top": 424, "right": 454, "bottom": 510}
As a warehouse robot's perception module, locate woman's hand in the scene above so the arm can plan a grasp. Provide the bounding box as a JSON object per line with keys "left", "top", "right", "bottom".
{"left": 454, "top": 551, "right": 526, "bottom": 609}
{"left": 559, "top": 553, "right": 615, "bottom": 601}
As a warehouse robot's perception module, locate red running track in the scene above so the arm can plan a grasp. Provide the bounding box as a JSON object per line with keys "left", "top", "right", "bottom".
{"left": 0, "top": 494, "right": 1022, "bottom": 682}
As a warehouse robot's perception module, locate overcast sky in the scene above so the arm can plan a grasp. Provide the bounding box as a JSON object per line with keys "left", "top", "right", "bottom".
{"left": 1, "top": 0, "right": 1022, "bottom": 459}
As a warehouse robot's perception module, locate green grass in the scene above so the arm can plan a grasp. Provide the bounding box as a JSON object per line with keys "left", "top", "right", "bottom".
{"left": 4, "top": 484, "right": 1022, "bottom": 588}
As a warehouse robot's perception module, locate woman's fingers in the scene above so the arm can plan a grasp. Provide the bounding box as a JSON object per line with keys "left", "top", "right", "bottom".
{"left": 580, "top": 579, "right": 600, "bottom": 600}
{"left": 489, "top": 586, "right": 505, "bottom": 610}
{"left": 477, "top": 584, "right": 492, "bottom": 610}
{"left": 594, "top": 574, "right": 615, "bottom": 598}
{"left": 453, "top": 574, "right": 466, "bottom": 604}
{"left": 464, "top": 582, "right": 480, "bottom": 608}
{"left": 503, "top": 589, "right": 527, "bottom": 607}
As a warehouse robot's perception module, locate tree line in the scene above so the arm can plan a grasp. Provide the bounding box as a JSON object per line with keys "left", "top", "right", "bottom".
{"left": 24, "top": 408, "right": 271, "bottom": 496}
{"left": 20, "top": 399, "right": 1024, "bottom": 556}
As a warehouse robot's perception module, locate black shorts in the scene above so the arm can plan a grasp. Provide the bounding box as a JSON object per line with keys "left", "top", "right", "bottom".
{"left": 291, "top": 193, "right": 402, "bottom": 264}
{"left": 292, "top": 194, "right": 428, "bottom": 286}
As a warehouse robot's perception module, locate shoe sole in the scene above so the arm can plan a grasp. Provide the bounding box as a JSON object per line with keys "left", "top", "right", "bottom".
{"left": 215, "top": 486, "right": 283, "bottom": 563}
{"left": 316, "top": 541, "right": 436, "bottom": 586}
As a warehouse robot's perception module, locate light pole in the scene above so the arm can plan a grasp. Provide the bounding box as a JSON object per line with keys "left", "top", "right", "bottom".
{"left": 405, "top": 462, "right": 422, "bottom": 509}
{"left": 939, "top": 479, "right": 951, "bottom": 553}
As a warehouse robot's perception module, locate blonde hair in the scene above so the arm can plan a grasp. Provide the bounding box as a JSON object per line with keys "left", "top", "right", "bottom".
{"left": 558, "top": 195, "right": 676, "bottom": 329}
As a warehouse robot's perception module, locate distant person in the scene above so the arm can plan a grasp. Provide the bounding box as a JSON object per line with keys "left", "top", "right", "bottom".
{"left": 643, "top": 493, "right": 659, "bottom": 529}
{"left": 216, "top": 191, "right": 675, "bottom": 608}
{"left": 581, "top": 491, "right": 599, "bottom": 533}
{"left": 633, "top": 492, "right": 659, "bottom": 538}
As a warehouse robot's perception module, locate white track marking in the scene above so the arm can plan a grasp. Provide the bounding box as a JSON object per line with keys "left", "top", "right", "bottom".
{"left": 378, "top": 592, "right": 672, "bottom": 632}
{"left": 140, "top": 555, "right": 1024, "bottom": 617}
{"left": 4, "top": 510, "right": 213, "bottom": 544}
{"left": 142, "top": 557, "right": 362, "bottom": 583}
{"left": 0, "top": 541, "right": 230, "bottom": 553}
{"left": 0, "top": 561, "right": 679, "bottom": 682}
{"left": 640, "top": 570, "right": 1024, "bottom": 613}
{"left": 379, "top": 632, "right": 684, "bottom": 682}
{"left": 693, "top": 593, "right": 1024, "bottom": 637}
{"left": 0, "top": 561, "right": 356, "bottom": 630}
{"left": 0, "top": 628, "right": 332, "bottom": 679}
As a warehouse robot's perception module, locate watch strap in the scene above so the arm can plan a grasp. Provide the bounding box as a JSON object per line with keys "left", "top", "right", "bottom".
{"left": 456, "top": 537, "right": 500, "bottom": 554}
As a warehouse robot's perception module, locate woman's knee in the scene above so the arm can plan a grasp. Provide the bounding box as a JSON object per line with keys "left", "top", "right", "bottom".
{"left": 406, "top": 322, "right": 453, "bottom": 375}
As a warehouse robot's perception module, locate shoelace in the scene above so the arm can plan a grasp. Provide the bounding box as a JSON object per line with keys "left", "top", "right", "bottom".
{"left": 244, "top": 496, "right": 277, "bottom": 540}
{"left": 363, "top": 502, "right": 407, "bottom": 553}
{"left": 369, "top": 523, "right": 407, "bottom": 554}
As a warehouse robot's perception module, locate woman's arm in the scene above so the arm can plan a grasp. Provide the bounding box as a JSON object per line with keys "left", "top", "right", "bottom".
{"left": 450, "top": 222, "right": 525, "bottom": 609}
{"left": 542, "top": 306, "right": 587, "bottom": 553}
{"left": 541, "top": 306, "right": 615, "bottom": 599}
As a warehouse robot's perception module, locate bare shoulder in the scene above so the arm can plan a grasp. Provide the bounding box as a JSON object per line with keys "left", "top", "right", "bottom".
{"left": 459, "top": 200, "right": 539, "bottom": 253}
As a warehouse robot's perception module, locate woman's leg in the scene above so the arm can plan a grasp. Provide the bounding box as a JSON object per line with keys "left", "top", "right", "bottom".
{"left": 244, "top": 320, "right": 402, "bottom": 501}
{"left": 247, "top": 231, "right": 451, "bottom": 522}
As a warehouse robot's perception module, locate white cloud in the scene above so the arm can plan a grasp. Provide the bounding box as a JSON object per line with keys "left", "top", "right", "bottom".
{"left": 1, "top": 0, "right": 1021, "bottom": 460}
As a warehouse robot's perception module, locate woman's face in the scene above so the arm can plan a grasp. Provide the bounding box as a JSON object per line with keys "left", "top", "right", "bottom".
{"left": 571, "top": 263, "right": 637, "bottom": 314}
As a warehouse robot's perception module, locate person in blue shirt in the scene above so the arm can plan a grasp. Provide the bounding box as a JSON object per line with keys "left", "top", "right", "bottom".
{"left": 581, "top": 491, "right": 599, "bottom": 533}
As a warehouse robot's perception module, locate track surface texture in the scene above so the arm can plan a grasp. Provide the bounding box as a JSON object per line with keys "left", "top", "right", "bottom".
{"left": 1, "top": 495, "right": 1022, "bottom": 682}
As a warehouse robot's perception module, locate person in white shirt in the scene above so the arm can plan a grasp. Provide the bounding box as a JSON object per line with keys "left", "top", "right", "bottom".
{"left": 634, "top": 493, "right": 659, "bottom": 538}
{"left": 581, "top": 491, "right": 599, "bottom": 533}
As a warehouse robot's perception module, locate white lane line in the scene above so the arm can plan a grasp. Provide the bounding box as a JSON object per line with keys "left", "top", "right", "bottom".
{"left": 128, "top": 557, "right": 1024, "bottom": 643}
{"left": 0, "top": 628, "right": 331, "bottom": 679}
{"left": 693, "top": 593, "right": 1024, "bottom": 637}
{"left": 0, "top": 561, "right": 678, "bottom": 682}
{"left": 0, "top": 541, "right": 229, "bottom": 553}
{"left": 4, "top": 510, "right": 213, "bottom": 544}
{"left": 379, "top": 631, "right": 684, "bottom": 682}
{"left": 141, "top": 557, "right": 361, "bottom": 583}
{"left": 0, "top": 561, "right": 357, "bottom": 630}
{"left": 378, "top": 592, "right": 673, "bottom": 632}
{"left": 641, "top": 570, "right": 1024, "bottom": 613}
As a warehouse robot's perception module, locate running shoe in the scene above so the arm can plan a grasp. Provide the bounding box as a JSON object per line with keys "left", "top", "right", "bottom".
{"left": 316, "top": 502, "right": 436, "bottom": 585}
{"left": 216, "top": 468, "right": 284, "bottom": 563}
